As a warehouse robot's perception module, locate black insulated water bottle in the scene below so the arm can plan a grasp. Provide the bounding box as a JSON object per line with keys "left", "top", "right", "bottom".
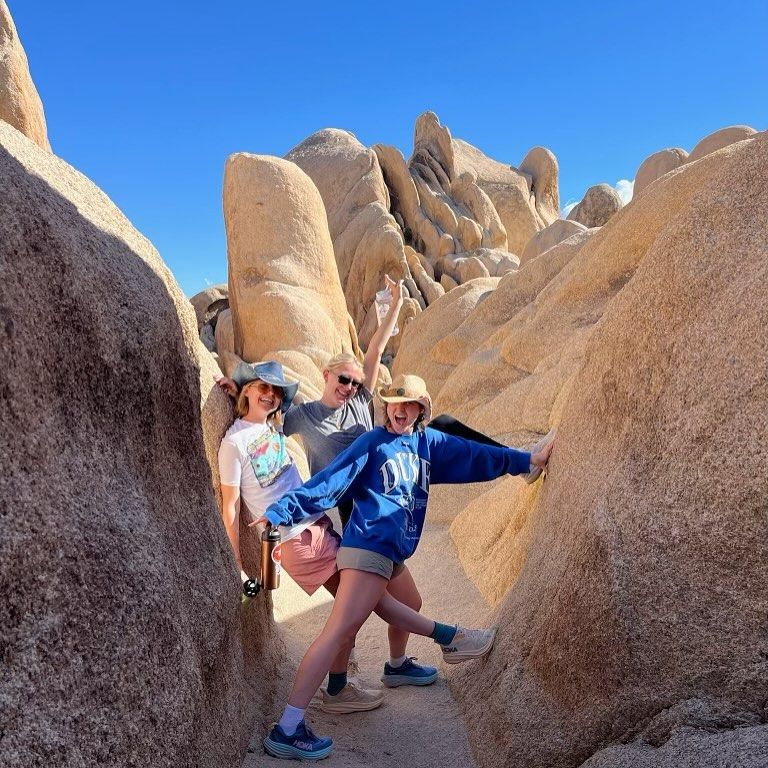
{"left": 260, "top": 525, "right": 281, "bottom": 590}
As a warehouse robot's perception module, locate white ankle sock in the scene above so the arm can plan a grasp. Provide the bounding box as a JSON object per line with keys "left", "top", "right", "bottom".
{"left": 278, "top": 704, "right": 305, "bottom": 736}
{"left": 389, "top": 655, "right": 407, "bottom": 668}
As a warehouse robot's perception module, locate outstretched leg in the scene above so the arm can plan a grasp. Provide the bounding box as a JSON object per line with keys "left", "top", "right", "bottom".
{"left": 383, "top": 565, "right": 422, "bottom": 659}
{"left": 288, "top": 568, "right": 389, "bottom": 708}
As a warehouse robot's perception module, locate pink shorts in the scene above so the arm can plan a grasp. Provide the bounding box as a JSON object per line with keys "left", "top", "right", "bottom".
{"left": 280, "top": 515, "right": 341, "bottom": 595}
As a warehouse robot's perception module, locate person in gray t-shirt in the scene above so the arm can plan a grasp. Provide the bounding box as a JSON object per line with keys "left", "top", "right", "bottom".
{"left": 283, "top": 382, "right": 373, "bottom": 476}
{"left": 283, "top": 276, "right": 400, "bottom": 476}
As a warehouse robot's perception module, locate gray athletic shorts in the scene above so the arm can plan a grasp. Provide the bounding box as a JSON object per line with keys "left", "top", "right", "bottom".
{"left": 336, "top": 546, "right": 405, "bottom": 580}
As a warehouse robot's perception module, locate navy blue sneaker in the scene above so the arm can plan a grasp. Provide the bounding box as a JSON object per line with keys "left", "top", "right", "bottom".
{"left": 263, "top": 721, "right": 333, "bottom": 761}
{"left": 381, "top": 656, "right": 438, "bottom": 688}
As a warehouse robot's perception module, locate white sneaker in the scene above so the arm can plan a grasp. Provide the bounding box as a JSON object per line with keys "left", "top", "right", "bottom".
{"left": 320, "top": 683, "right": 384, "bottom": 714}
{"left": 441, "top": 626, "right": 498, "bottom": 664}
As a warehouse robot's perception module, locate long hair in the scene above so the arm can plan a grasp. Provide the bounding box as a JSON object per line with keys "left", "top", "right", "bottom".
{"left": 235, "top": 380, "right": 282, "bottom": 425}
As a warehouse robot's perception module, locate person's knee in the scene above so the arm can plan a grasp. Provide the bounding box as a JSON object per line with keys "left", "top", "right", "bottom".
{"left": 334, "top": 626, "right": 359, "bottom": 648}
{"left": 325, "top": 619, "right": 362, "bottom": 648}
{"left": 403, "top": 579, "right": 423, "bottom": 612}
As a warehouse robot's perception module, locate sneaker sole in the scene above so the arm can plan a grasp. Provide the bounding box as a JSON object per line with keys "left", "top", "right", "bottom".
{"left": 380, "top": 670, "right": 438, "bottom": 688}
{"left": 263, "top": 736, "right": 333, "bottom": 761}
{"left": 319, "top": 696, "right": 384, "bottom": 714}
{"left": 442, "top": 627, "right": 498, "bottom": 664}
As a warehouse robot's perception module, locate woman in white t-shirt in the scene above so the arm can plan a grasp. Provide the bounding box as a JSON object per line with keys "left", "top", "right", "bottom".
{"left": 218, "top": 359, "right": 494, "bottom": 719}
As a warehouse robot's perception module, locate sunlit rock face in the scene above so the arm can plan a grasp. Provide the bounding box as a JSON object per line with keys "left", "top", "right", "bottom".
{"left": 0, "top": 1, "right": 50, "bottom": 150}
{"left": 223, "top": 152, "right": 363, "bottom": 400}
{"left": 396, "top": 132, "right": 768, "bottom": 768}
{"left": 0, "top": 122, "right": 282, "bottom": 768}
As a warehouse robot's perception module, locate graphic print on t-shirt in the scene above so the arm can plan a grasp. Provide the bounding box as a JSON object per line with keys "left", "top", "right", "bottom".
{"left": 247, "top": 429, "right": 291, "bottom": 488}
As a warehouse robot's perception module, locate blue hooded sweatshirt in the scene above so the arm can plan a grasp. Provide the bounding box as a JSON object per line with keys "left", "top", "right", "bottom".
{"left": 264, "top": 426, "right": 531, "bottom": 564}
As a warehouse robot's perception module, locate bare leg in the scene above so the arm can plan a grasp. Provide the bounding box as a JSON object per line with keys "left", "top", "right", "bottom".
{"left": 326, "top": 568, "right": 436, "bottom": 641}
{"left": 383, "top": 566, "right": 423, "bottom": 658}
{"left": 321, "top": 572, "right": 352, "bottom": 675}
{"left": 287, "top": 569, "right": 388, "bottom": 709}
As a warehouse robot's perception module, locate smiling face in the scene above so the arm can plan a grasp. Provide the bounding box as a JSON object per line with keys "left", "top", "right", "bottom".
{"left": 321, "top": 362, "right": 364, "bottom": 408}
{"left": 243, "top": 379, "right": 284, "bottom": 422}
{"left": 385, "top": 401, "right": 423, "bottom": 435}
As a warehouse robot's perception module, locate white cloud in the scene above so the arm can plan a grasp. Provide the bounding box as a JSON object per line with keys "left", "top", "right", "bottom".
{"left": 560, "top": 200, "right": 578, "bottom": 219}
{"left": 615, "top": 178, "right": 634, "bottom": 205}
{"left": 204, "top": 277, "right": 212, "bottom": 286}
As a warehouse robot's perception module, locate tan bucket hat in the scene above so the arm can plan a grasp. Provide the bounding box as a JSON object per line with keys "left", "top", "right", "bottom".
{"left": 377, "top": 374, "right": 432, "bottom": 424}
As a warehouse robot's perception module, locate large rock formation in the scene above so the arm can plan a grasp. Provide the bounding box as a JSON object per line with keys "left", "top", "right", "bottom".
{"left": 633, "top": 125, "right": 759, "bottom": 199}
{"left": 0, "top": 122, "right": 281, "bottom": 767}
{"left": 281, "top": 113, "right": 560, "bottom": 335}
{"left": 222, "top": 153, "right": 362, "bottom": 399}
{"left": 567, "top": 182, "right": 624, "bottom": 227}
{"left": 397, "top": 112, "right": 559, "bottom": 257}
{"left": 520, "top": 218, "right": 589, "bottom": 264}
{"left": 190, "top": 282, "right": 229, "bottom": 329}
{"left": 451, "top": 137, "right": 560, "bottom": 255}
{"left": 190, "top": 283, "right": 230, "bottom": 353}
{"left": 428, "top": 140, "right": 752, "bottom": 477}
{"left": 687, "top": 124, "right": 757, "bottom": 162}
{"left": 450, "top": 132, "right": 768, "bottom": 768}
{"left": 285, "top": 129, "right": 418, "bottom": 346}
{"left": 0, "top": 1, "right": 49, "bottom": 149}
{"left": 633, "top": 147, "right": 688, "bottom": 197}
{"left": 392, "top": 124, "right": 768, "bottom": 765}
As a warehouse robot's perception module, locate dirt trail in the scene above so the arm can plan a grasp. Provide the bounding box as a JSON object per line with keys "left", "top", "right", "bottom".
{"left": 241, "top": 517, "right": 491, "bottom": 768}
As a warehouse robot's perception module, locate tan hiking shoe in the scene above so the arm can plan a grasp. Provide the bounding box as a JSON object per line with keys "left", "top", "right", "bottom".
{"left": 441, "top": 626, "right": 498, "bottom": 664}
{"left": 320, "top": 683, "right": 384, "bottom": 714}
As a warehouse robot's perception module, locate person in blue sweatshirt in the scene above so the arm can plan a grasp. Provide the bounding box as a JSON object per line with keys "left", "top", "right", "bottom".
{"left": 257, "top": 373, "right": 554, "bottom": 761}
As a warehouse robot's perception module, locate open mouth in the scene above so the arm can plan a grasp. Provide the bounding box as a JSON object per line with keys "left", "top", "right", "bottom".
{"left": 259, "top": 396, "right": 276, "bottom": 408}
{"left": 393, "top": 413, "right": 408, "bottom": 428}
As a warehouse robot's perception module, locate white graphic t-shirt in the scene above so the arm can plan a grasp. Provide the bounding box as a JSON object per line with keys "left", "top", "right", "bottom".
{"left": 218, "top": 419, "right": 321, "bottom": 542}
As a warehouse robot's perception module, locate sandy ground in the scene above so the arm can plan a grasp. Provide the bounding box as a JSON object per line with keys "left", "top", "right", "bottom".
{"left": 241, "top": 512, "right": 492, "bottom": 767}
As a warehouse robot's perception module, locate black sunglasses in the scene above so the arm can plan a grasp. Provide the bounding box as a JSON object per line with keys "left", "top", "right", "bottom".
{"left": 335, "top": 373, "right": 362, "bottom": 389}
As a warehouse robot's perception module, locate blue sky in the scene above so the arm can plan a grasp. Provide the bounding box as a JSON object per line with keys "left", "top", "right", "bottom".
{"left": 13, "top": 2, "right": 767, "bottom": 296}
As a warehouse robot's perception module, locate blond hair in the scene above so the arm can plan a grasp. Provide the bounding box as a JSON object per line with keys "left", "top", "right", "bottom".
{"left": 324, "top": 352, "right": 363, "bottom": 374}
{"left": 235, "top": 380, "right": 282, "bottom": 425}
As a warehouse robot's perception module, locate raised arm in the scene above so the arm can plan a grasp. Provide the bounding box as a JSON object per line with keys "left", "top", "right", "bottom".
{"left": 363, "top": 275, "right": 404, "bottom": 390}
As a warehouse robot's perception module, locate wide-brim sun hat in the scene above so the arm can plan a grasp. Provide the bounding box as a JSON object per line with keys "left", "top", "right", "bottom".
{"left": 230, "top": 360, "right": 299, "bottom": 414}
{"left": 377, "top": 374, "right": 432, "bottom": 424}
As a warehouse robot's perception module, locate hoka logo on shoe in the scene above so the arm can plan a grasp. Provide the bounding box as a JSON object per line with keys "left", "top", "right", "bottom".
{"left": 294, "top": 741, "right": 314, "bottom": 751}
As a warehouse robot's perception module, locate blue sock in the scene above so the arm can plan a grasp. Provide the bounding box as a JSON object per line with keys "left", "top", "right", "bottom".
{"left": 430, "top": 622, "right": 457, "bottom": 645}
{"left": 327, "top": 672, "right": 347, "bottom": 696}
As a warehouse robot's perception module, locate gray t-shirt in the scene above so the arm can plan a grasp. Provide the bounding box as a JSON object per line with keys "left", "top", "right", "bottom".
{"left": 283, "top": 388, "right": 373, "bottom": 475}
